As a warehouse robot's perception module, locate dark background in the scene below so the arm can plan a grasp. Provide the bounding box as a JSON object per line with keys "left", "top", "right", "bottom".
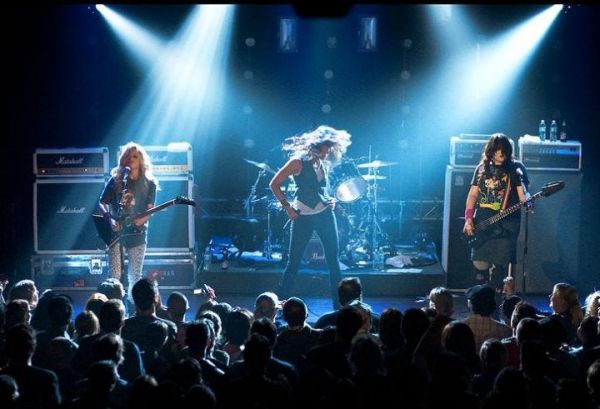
{"left": 3, "top": 5, "right": 599, "bottom": 293}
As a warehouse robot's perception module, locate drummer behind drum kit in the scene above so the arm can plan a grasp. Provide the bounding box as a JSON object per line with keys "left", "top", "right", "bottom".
{"left": 243, "top": 156, "right": 399, "bottom": 270}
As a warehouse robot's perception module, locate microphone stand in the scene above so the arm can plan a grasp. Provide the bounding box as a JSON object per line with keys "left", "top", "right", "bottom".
{"left": 244, "top": 169, "right": 265, "bottom": 219}
{"left": 521, "top": 210, "right": 529, "bottom": 295}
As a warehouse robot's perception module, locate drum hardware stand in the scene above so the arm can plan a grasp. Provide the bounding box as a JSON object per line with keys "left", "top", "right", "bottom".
{"left": 243, "top": 168, "right": 266, "bottom": 219}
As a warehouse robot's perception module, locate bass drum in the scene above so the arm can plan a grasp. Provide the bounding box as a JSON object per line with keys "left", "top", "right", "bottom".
{"left": 301, "top": 207, "right": 350, "bottom": 266}
{"left": 329, "top": 160, "right": 367, "bottom": 203}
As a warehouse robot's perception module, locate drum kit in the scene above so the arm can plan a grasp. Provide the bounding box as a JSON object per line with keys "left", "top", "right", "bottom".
{"left": 243, "top": 155, "right": 398, "bottom": 269}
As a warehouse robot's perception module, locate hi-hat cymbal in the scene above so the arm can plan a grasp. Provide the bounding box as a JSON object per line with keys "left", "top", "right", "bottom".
{"left": 244, "top": 158, "right": 275, "bottom": 174}
{"left": 356, "top": 160, "right": 398, "bottom": 168}
{"left": 362, "top": 174, "right": 387, "bottom": 181}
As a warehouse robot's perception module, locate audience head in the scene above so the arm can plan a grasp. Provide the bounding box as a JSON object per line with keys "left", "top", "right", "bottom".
{"left": 584, "top": 290, "right": 600, "bottom": 318}
{"left": 510, "top": 301, "right": 538, "bottom": 330}
{"left": 281, "top": 296, "right": 308, "bottom": 328}
{"left": 250, "top": 317, "right": 277, "bottom": 347}
{"left": 47, "top": 294, "right": 73, "bottom": 328}
{"left": 428, "top": 286, "right": 454, "bottom": 317}
{"left": 92, "top": 333, "right": 124, "bottom": 366}
{"left": 145, "top": 320, "right": 169, "bottom": 353}
{"left": 442, "top": 321, "right": 477, "bottom": 360}
{"left": 480, "top": 338, "right": 507, "bottom": 373}
{"left": 196, "top": 309, "right": 223, "bottom": 341}
{"left": 223, "top": 308, "right": 253, "bottom": 346}
{"left": 540, "top": 314, "right": 569, "bottom": 351}
{"left": 99, "top": 299, "right": 126, "bottom": 333}
{"left": 74, "top": 310, "right": 100, "bottom": 340}
{"left": 550, "top": 282, "right": 584, "bottom": 328}
{"left": 166, "top": 291, "right": 190, "bottom": 323}
{"left": 0, "top": 374, "right": 19, "bottom": 407}
{"left": 350, "top": 333, "right": 383, "bottom": 375}
{"left": 501, "top": 295, "right": 522, "bottom": 323}
{"left": 337, "top": 277, "right": 362, "bottom": 306}
{"left": 5, "top": 324, "right": 36, "bottom": 363}
{"left": 85, "top": 293, "right": 108, "bottom": 319}
{"left": 131, "top": 278, "right": 158, "bottom": 312}
{"left": 48, "top": 336, "right": 77, "bottom": 369}
{"left": 515, "top": 317, "right": 542, "bottom": 345}
{"left": 243, "top": 333, "right": 271, "bottom": 375}
{"left": 253, "top": 291, "right": 280, "bottom": 321}
{"left": 8, "top": 280, "right": 38, "bottom": 310}
{"left": 87, "top": 360, "right": 118, "bottom": 395}
{"left": 587, "top": 359, "right": 600, "bottom": 404}
{"left": 96, "top": 278, "right": 125, "bottom": 301}
{"left": 577, "top": 316, "right": 600, "bottom": 347}
{"left": 185, "top": 319, "right": 211, "bottom": 355}
{"left": 335, "top": 305, "right": 363, "bottom": 342}
{"left": 466, "top": 284, "right": 497, "bottom": 316}
{"left": 348, "top": 299, "right": 373, "bottom": 333}
{"left": 378, "top": 307, "right": 403, "bottom": 349}
{"left": 5, "top": 299, "right": 30, "bottom": 328}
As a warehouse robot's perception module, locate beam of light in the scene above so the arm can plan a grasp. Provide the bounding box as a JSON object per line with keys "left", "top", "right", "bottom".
{"left": 95, "top": 4, "right": 165, "bottom": 66}
{"left": 106, "top": 4, "right": 236, "bottom": 146}
{"left": 415, "top": 4, "right": 563, "bottom": 137}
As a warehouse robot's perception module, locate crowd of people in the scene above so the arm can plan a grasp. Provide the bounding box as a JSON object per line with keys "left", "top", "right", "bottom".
{"left": 0, "top": 275, "right": 598, "bottom": 409}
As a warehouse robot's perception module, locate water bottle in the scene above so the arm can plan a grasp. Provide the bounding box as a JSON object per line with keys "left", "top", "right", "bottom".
{"left": 538, "top": 120, "right": 546, "bottom": 141}
{"left": 560, "top": 120, "right": 567, "bottom": 142}
{"left": 549, "top": 119, "right": 558, "bottom": 142}
{"left": 373, "top": 249, "right": 385, "bottom": 270}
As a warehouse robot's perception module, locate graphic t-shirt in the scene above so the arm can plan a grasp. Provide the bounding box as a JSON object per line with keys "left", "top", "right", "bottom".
{"left": 470, "top": 161, "right": 527, "bottom": 222}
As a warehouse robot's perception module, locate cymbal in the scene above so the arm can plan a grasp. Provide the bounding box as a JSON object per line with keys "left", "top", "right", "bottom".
{"left": 244, "top": 158, "right": 275, "bottom": 174}
{"left": 356, "top": 160, "right": 398, "bottom": 168}
{"left": 362, "top": 174, "right": 387, "bottom": 181}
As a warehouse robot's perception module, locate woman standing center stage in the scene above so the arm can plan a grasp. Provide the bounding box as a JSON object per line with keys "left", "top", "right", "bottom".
{"left": 270, "top": 125, "right": 352, "bottom": 310}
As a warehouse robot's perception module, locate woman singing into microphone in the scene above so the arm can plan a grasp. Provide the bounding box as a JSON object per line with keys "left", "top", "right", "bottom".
{"left": 270, "top": 125, "right": 352, "bottom": 309}
{"left": 98, "top": 142, "right": 158, "bottom": 301}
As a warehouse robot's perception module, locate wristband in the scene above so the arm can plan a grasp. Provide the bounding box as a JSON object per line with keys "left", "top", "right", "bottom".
{"left": 464, "top": 208, "right": 475, "bottom": 220}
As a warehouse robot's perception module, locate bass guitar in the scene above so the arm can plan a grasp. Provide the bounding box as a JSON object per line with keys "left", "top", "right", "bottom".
{"left": 93, "top": 196, "right": 195, "bottom": 249}
{"left": 462, "top": 181, "right": 564, "bottom": 249}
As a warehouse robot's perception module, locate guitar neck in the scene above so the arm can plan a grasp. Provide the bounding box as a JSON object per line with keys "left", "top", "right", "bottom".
{"left": 132, "top": 199, "right": 177, "bottom": 220}
{"left": 474, "top": 191, "right": 542, "bottom": 232}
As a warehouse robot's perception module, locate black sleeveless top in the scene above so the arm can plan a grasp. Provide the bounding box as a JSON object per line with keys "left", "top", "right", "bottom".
{"left": 293, "top": 158, "right": 329, "bottom": 208}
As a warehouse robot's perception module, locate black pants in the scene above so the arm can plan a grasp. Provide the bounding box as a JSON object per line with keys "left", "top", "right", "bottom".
{"left": 279, "top": 209, "right": 341, "bottom": 306}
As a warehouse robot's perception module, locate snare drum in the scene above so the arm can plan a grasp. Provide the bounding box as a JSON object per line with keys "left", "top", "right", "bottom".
{"left": 329, "top": 161, "right": 367, "bottom": 202}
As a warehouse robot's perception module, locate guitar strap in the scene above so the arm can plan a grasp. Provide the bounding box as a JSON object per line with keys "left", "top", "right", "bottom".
{"left": 501, "top": 173, "right": 511, "bottom": 210}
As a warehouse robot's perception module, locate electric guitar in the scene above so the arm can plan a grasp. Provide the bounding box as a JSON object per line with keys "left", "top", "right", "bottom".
{"left": 462, "top": 181, "right": 564, "bottom": 250}
{"left": 93, "top": 196, "right": 195, "bottom": 249}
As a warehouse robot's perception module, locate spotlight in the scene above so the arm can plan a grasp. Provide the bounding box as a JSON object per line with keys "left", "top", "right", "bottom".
{"left": 321, "top": 104, "right": 332, "bottom": 113}
{"left": 278, "top": 18, "right": 297, "bottom": 52}
{"left": 400, "top": 70, "right": 411, "bottom": 81}
{"left": 324, "top": 70, "right": 334, "bottom": 80}
{"left": 245, "top": 37, "right": 256, "bottom": 47}
{"left": 358, "top": 17, "right": 377, "bottom": 52}
{"left": 327, "top": 36, "right": 338, "bottom": 48}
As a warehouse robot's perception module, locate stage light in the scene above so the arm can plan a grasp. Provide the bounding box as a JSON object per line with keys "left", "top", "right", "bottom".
{"left": 358, "top": 17, "right": 377, "bottom": 52}
{"left": 278, "top": 18, "right": 298, "bottom": 52}
{"left": 321, "top": 104, "right": 332, "bottom": 113}
{"left": 400, "top": 70, "right": 411, "bottom": 81}
{"left": 243, "top": 70, "right": 254, "bottom": 80}
{"left": 245, "top": 37, "right": 256, "bottom": 47}
{"left": 95, "top": 4, "right": 164, "bottom": 66}
{"left": 324, "top": 69, "right": 334, "bottom": 80}
{"left": 327, "top": 36, "right": 338, "bottom": 48}
{"left": 104, "top": 5, "right": 236, "bottom": 146}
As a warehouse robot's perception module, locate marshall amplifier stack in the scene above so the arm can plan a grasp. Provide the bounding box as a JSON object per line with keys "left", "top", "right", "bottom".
{"left": 32, "top": 143, "right": 197, "bottom": 291}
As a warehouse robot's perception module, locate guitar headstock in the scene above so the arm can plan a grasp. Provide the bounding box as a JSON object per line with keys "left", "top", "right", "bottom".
{"left": 541, "top": 181, "right": 565, "bottom": 197}
{"left": 175, "top": 196, "right": 196, "bottom": 206}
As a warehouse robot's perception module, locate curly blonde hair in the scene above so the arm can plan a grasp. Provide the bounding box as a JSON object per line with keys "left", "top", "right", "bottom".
{"left": 282, "top": 125, "right": 352, "bottom": 164}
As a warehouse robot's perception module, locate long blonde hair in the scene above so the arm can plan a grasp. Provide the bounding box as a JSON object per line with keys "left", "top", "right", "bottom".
{"left": 111, "top": 142, "right": 158, "bottom": 188}
{"left": 553, "top": 282, "right": 584, "bottom": 329}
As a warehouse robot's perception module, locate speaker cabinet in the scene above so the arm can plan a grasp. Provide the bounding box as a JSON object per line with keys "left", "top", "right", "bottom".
{"left": 34, "top": 178, "right": 108, "bottom": 254}
{"left": 514, "top": 170, "right": 582, "bottom": 294}
{"left": 442, "top": 166, "right": 582, "bottom": 293}
{"left": 147, "top": 175, "right": 195, "bottom": 252}
{"left": 442, "top": 166, "right": 475, "bottom": 289}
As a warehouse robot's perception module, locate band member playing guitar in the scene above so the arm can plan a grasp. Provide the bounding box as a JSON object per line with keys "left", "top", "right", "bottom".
{"left": 98, "top": 142, "right": 158, "bottom": 301}
{"left": 462, "top": 133, "right": 534, "bottom": 293}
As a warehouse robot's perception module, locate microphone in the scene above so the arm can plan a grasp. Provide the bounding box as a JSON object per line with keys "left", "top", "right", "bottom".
{"left": 122, "top": 166, "right": 131, "bottom": 185}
